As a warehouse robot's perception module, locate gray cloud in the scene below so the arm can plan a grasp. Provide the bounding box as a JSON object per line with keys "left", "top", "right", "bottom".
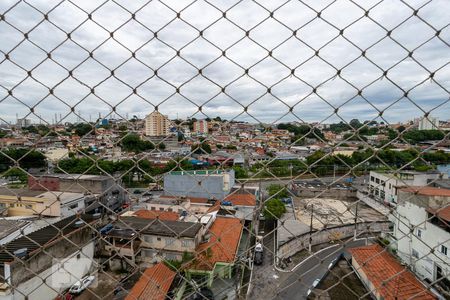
{"left": 0, "top": 0, "right": 449, "bottom": 125}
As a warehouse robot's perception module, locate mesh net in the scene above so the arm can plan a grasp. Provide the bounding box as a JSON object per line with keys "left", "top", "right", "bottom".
{"left": 0, "top": 0, "right": 449, "bottom": 299}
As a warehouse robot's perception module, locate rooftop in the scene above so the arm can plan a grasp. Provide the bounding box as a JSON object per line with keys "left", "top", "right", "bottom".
{"left": 132, "top": 210, "right": 180, "bottom": 221}
{"left": 0, "top": 214, "right": 98, "bottom": 265}
{"left": 125, "top": 262, "right": 176, "bottom": 300}
{"left": 224, "top": 193, "right": 256, "bottom": 206}
{"left": 118, "top": 217, "right": 202, "bottom": 238}
{"left": 349, "top": 244, "right": 436, "bottom": 300}
{"left": 400, "top": 186, "right": 450, "bottom": 197}
{"left": 426, "top": 205, "right": 450, "bottom": 222}
{"left": 0, "top": 219, "right": 27, "bottom": 241}
{"left": 168, "top": 170, "right": 230, "bottom": 176}
{"left": 190, "top": 217, "right": 243, "bottom": 271}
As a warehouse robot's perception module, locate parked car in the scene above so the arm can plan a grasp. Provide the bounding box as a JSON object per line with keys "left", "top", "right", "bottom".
{"left": 254, "top": 251, "right": 263, "bottom": 265}
{"left": 69, "top": 275, "right": 95, "bottom": 294}
{"left": 255, "top": 242, "right": 263, "bottom": 253}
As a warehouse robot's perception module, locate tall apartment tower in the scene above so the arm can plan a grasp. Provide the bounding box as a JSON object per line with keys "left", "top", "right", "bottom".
{"left": 144, "top": 111, "right": 170, "bottom": 136}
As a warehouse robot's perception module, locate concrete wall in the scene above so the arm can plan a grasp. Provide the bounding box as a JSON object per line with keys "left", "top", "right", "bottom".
{"left": 8, "top": 226, "right": 96, "bottom": 287}
{"left": 0, "top": 242, "right": 95, "bottom": 300}
{"left": 393, "top": 200, "right": 450, "bottom": 283}
{"left": 278, "top": 221, "right": 391, "bottom": 259}
{"left": 164, "top": 171, "right": 235, "bottom": 200}
{"left": 293, "top": 188, "right": 356, "bottom": 200}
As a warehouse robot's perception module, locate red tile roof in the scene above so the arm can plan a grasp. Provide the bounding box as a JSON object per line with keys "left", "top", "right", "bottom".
{"left": 225, "top": 194, "right": 256, "bottom": 206}
{"left": 349, "top": 244, "right": 436, "bottom": 300}
{"left": 426, "top": 205, "right": 450, "bottom": 222}
{"left": 400, "top": 186, "right": 450, "bottom": 197}
{"left": 126, "top": 262, "right": 176, "bottom": 300}
{"left": 191, "top": 217, "right": 243, "bottom": 271}
{"left": 132, "top": 210, "right": 179, "bottom": 221}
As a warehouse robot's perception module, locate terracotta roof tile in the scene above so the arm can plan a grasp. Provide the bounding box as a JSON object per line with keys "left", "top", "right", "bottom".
{"left": 400, "top": 186, "right": 450, "bottom": 197}
{"left": 224, "top": 194, "right": 256, "bottom": 206}
{"left": 132, "top": 209, "right": 180, "bottom": 221}
{"left": 426, "top": 205, "right": 450, "bottom": 223}
{"left": 126, "top": 262, "right": 176, "bottom": 300}
{"left": 349, "top": 244, "right": 436, "bottom": 300}
{"left": 190, "top": 217, "right": 243, "bottom": 271}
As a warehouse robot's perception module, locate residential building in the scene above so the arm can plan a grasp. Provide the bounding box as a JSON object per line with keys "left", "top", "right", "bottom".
{"left": 16, "top": 118, "right": 31, "bottom": 128}
{"left": 419, "top": 117, "right": 439, "bottom": 130}
{"left": 193, "top": 120, "right": 208, "bottom": 135}
{"left": 0, "top": 188, "right": 87, "bottom": 217}
{"left": 125, "top": 262, "right": 177, "bottom": 300}
{"left": 186, "top": 217, "right": 243, "bottom": 287}
{"left": 368, "top": 170, "right": 447, "bottom": 204}
{"left": 104, "top": 217, "right": 204, "bottom": 264}
{"left": 28, "top": 174, "right": 126, "bottom": 210}
{"left": 391, "top": 187, "right": 450, "bottom": 294}
{"left": 144, "top": 111, "right": 170, "bottom": 137}
{"left": 349, "top": 244, "right": 436, "bottom": 300}
{"left": 0, "top": 214, "right": 99, "bottom": 300}
{"left": 164, "top": 170, "right": 235, "bottom": 200}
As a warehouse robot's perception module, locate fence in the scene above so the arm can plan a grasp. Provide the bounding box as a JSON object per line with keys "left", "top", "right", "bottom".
{"left": 0, "top": 0, "right": 449, "bottom": 299}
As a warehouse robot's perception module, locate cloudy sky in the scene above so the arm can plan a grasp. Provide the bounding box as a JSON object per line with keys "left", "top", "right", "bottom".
{"left": 0, "top": 0, "right": 449, "bottom": 126}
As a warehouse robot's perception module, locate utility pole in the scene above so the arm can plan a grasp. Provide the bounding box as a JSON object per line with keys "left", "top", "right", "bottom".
{"left": 354, "top": 201, "right": 359, "bottom": 239}
{"left": 309, "top": 204, "right": 314, "bottom": 252}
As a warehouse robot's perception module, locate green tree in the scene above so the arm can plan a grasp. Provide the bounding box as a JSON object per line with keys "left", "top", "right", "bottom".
{"left": 264, "top": 198, "right": 286, "bottom": 220}
{"left": 267, "top": 184, "right": 289, "bottom": 198}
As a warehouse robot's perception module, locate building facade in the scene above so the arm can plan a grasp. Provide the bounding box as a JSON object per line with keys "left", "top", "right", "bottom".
{"left": 144, "top": 111, "right": 170, "bottom": 136}
{"left": 368, "top": 170, "right": 446, "bottom": 204}
{"left": 391, "top": 187, "right": 450, "bottom": 294}
{"left": 164, "top": 170, "right": 235, "bottom": 200}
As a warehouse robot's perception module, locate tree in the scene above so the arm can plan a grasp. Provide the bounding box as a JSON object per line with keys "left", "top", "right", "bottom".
{"left": 267, "top": 184, "right": 289, "bottom": 198}
{"left": 264, "top": 198, "right": 286, "bottom": 220}
{"left": 349, "top": 119, "right": 362, "bottom": 129}
{"left": 121, "top": 134, "right": 154, "bottom": 153}
{"left": 191, "top": 142, "right": 211, "bottom": 154}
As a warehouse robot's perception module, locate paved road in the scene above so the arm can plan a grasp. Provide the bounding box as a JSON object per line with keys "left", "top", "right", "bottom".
{"left": 249, "top": 221, "right": 289, "bottom": 300}
{"left": 276, "top": 239, "right": 368, "bottom": 299}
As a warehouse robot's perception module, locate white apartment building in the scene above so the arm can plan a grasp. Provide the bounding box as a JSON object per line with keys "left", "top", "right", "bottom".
{"left": 144, "top": 111, "right": 170, "bottom": 136}
{"left": 368, "top": 170, "right": 447, "bottom": 204}
{"left": 391, "top": 187, "right": 450, "bottom": 294}
{"left": 419, "top": 117, "right": 439, "bottom": 130}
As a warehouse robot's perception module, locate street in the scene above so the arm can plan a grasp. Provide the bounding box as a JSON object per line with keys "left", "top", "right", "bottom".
{"left": 276, "top": 239, "right": 368, "bottom": 299}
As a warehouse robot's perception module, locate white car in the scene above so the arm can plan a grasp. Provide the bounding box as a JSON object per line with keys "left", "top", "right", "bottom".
{"left": 255, "top": 242, "right": 263, "bottom": 253}
{"left": 69, "top": 275, "right": 95, "bottom": 294}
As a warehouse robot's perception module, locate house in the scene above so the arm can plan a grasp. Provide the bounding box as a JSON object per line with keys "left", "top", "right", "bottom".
{"left": 186, "top": 217, "right": 243, "bottom": 287}
{"left": 367, "top": 170, "right": 447, "bottom": 204}
{"left": 28, "top": 173, "right": 127, "bottom": 210}
{"left": 390, "top": 187, "right": 450, "bottom": 294}
{"left": 103, "top": 217, "right": 204, "bottom": 265}
{"left": 0, "top": 214, "right": 99, "bottom": 299}
{"left": 125, "top": 262, "right": 176, "bottom": 300}
{"left": 349, "top": 244, "right": 436, "bottom": 300}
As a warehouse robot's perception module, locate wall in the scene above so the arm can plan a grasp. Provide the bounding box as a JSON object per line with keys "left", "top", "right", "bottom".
{"left": 164, "top": 171, "right": 235, "bottom": 200}
{"left": 293, "top": 188, "right": 356, "bottom": 200}
{"left": 140, "top": 234, "right": 197, "bottom": 254}
{"left": 393, "top": 200, "right": 450, "bottom": 283}
{"left": 28, "top": 176, "right": 60, "bottom": 191}
{"left": 0, "top": 242, "right": 94, "bottom": 300}
{"left": 278, "top": 221, "right": 391, "bottom": 259}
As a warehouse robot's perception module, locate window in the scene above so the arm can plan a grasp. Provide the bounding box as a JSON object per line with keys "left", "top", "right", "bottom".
{"left": 159, "top": 207, "right": 164, "bottom": 211}
{"left": 375, "top": 178, "right": 380, "bottom": 184}
{"left": 168, "top": 208, "right": 173, "bottom": 212}
{"left": 165, "top": 237, "right": 175, "bottom": 246}
{"left": 182, "top": 239, "right": 192, "bottom": 248}
{"left": 412, "top": 249, "right": 419, "bottom": 259}
{"left": 151, "top": 207, "right": 155, "bottom": 211}
{"left": 370, "top": 176, "right": 374, "bottom": 182}
{"left": 440, "top": 245, "right": 448, "bottom": 256}
{"left": 157, "top": 237, "right": 161, "bottom": 241}
{"left": 417, "top": 229, "right": 422, "bottom": 238}
{"left": 9, "top": 203, "right": 14, "bottom": 207}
